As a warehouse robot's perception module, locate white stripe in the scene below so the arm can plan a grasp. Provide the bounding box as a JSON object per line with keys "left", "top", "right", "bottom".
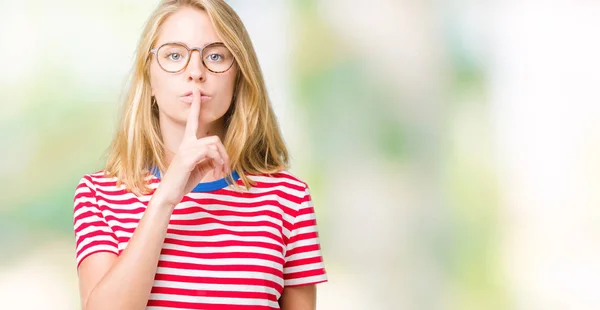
{"left": 163, "top": 233, "right": 284, "bottom": 249}
{"left": 286, "top": 250, "right": 322, "bottom": 262}
{"left": 94, "top": 187, "right": 156, "bottom": 198}
{"left": 88, "top": 172, "right": 116, "bottom": 180}
{"left": 286, "top": 238, "right": 319, "bottom": 252}
{"left": 227, "top": 183, "right": 305, "bottom": 198}
{"left": 176, "top": 195, "right": 301, "bottom": 215}
{"left": 158, "top": 254, "right": 283, "bottom": 268}
{"left": 283, "top": 262, "right": 324, "bottom": 274}
{"left": 247, "top": 174, "right": 306, "bottom": 188}
{"left": 88, "top": 172, "right": 155, "bottom": 184}
{"left": 288, "top": 224, "right": 317, "bottom": 237}
{"left": 288, "top": 225, "right": 317, "bottom": 238}
{"left": 168, "top": 222, "right": 282, "bottom": 236}
{"left": 102, "top": 208, "right": 145, "bottom": 220}
{"left": 75, "top": 221, "right": 114, "bottom": 238}
{"left": 96, "top": 198, "right": 149, "bottom": 211}
{"left": 284, "top": 274, "right": 327, "bottom": 286}
{"left": 169, "top": 213, "right": 283, "bottom": 227}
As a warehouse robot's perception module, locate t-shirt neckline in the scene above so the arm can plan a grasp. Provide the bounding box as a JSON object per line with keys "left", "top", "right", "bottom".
{"left": 149, "top": 166, "right": 240, "bottom": 192}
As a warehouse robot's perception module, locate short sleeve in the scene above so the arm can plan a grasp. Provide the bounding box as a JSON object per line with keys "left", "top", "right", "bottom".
{"left": 73, "top": 175, "right": 119, "bottom": 268}
{"left": 283, "top": 185, "right": 328, "bottom": 287}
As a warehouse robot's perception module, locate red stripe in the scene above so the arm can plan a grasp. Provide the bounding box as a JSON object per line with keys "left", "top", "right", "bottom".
{"left": 75, "top": 220, "right": 113, "bottom": 235}
{"left": 150, "top": 286, "right": 277, "bottom": 301}
{"left": 288, "top": 232, "right": 319, "bottom": 248}
{"left": 285, "top": 244, "right": 321, "bottom": 258}
{"left": 168, "top": 217, "right": 283, "bottom": 233}
{"left": 73, "top": 190, "right": 94, "bottom": 202}
{"left": 284, "top": 267, "right": 326, "bottom": 280}
{"left": 240, "top": 180, "right": 305, "bottom": 192}
{"left": 147, "top": 299, "right": 275, "bottom": 310}
{"left": 284, "top": 256, "right": 323, "bottom": 268}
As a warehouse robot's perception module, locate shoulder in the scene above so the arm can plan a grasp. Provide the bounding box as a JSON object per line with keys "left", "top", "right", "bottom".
{"left": 76, "top": 170, "right": 116, "bottom": 189}
{"left": 243, "top": 170, "right": 312, "bottom": 203}
{"left": 246, "top": 170, "right": 309, "bottom": 190}
{"left": 75, "top": 170, "right": 132, "bottom": 199}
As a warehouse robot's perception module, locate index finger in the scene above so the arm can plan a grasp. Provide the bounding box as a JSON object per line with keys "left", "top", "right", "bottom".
{"left": 184, "top": 88, "right": 201, "bottom": 138}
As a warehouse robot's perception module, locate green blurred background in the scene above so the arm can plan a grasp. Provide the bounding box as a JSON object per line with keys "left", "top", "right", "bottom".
{"left": 1, "top": 0, "right": 600, "bottom": 309}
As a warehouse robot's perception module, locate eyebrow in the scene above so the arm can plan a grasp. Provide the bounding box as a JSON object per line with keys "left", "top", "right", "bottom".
{"left": 153, "top": 41, "right": 224, "bottom": 49}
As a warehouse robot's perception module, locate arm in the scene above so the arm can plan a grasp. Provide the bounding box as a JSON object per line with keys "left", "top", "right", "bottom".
{"left": 78, "top": 197, "right": 175, "bottom": 310}
{"left": 78, "top": 89, "right": 230, "bottom": 309}
{"left": 279, "top": 285, "right": 317, "bottom": 310}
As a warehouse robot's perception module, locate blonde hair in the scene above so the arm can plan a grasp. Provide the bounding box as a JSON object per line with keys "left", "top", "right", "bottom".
{"left": 103, "top": 0, "right": 289, "bottom": 195}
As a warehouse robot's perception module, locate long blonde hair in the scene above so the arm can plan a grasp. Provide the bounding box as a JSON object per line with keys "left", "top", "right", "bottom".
{"left": 104, "top": 0, "right": 289, "bottom": 195}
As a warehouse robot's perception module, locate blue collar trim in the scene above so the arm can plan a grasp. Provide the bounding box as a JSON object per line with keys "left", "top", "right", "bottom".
{"left": 150, "top": 166, "right": 240, "bottom": 192}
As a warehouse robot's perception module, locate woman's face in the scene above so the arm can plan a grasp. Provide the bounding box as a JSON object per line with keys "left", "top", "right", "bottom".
{"left": 150, "top": 7, "right": 237, "bottom": 128}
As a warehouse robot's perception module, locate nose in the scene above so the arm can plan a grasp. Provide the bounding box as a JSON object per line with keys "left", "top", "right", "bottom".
{"left": 187, "top": 49, "right": 206, "bottom": 82}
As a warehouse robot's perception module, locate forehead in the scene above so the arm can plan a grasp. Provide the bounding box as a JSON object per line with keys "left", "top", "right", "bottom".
{"left": 156, "top": 7, "right": 221, "bottom": 47}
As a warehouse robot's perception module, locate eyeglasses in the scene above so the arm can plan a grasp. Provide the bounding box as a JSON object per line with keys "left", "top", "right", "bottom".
{"left": 150, "top": 42, "right": 235, "bottom": 73}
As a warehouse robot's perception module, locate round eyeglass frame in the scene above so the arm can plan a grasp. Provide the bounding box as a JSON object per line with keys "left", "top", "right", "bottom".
{"left": 150, "top": 41, "right": 235, "bottom": 74}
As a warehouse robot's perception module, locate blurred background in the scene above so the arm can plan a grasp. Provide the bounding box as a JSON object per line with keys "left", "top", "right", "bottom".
{"left": 1, "top": 0, "right": 600, "bottom": 309}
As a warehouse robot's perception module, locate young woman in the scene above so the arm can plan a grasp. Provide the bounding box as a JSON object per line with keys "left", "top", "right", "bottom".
{"left": 72, "top": 1, "right": 327, "bottom": 309}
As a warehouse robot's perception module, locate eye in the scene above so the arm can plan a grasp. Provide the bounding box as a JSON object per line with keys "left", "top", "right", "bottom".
{"left": 206, "top": 53, "right": 223, "bottom": 62}
{"left": 167, "top": 53, "right": 183, "bottom": 61}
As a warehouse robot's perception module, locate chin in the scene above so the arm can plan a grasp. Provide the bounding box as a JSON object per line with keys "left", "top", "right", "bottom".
{"left": 200, "top": 113, "right": 225, "bottom": 125}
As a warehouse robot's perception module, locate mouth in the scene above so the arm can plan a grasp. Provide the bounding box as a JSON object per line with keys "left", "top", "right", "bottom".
{"left": 180, "top": 90, "right": 211, "bottom": 103}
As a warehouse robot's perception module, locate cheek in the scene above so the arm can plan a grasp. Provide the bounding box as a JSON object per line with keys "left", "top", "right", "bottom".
{"left": 207, "top": 73, "right": 237, "bottom": 116}
{"left": 149, "top": 63, "right": 170, "bottom": 96}
{"left": 221, "top": 70, "right": 237, "bottom": 97}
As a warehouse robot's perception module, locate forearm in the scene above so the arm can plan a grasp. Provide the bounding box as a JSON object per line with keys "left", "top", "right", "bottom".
{"left": 84, "top": 198, "right": 175, "bottom": 310}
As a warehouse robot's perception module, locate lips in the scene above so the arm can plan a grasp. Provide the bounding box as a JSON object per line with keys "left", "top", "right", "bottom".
{"left": 180, "top": 90, "right": 211, "bottom": 103}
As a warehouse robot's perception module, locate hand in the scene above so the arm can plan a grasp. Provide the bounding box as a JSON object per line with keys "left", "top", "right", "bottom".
{"left": 152, "top": 88, "right": 230, "bottom": 208}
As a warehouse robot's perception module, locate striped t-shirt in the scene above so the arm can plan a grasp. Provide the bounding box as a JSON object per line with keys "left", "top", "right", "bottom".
{"left": 73, "top": 169, "right": 327, "bottom": 309}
